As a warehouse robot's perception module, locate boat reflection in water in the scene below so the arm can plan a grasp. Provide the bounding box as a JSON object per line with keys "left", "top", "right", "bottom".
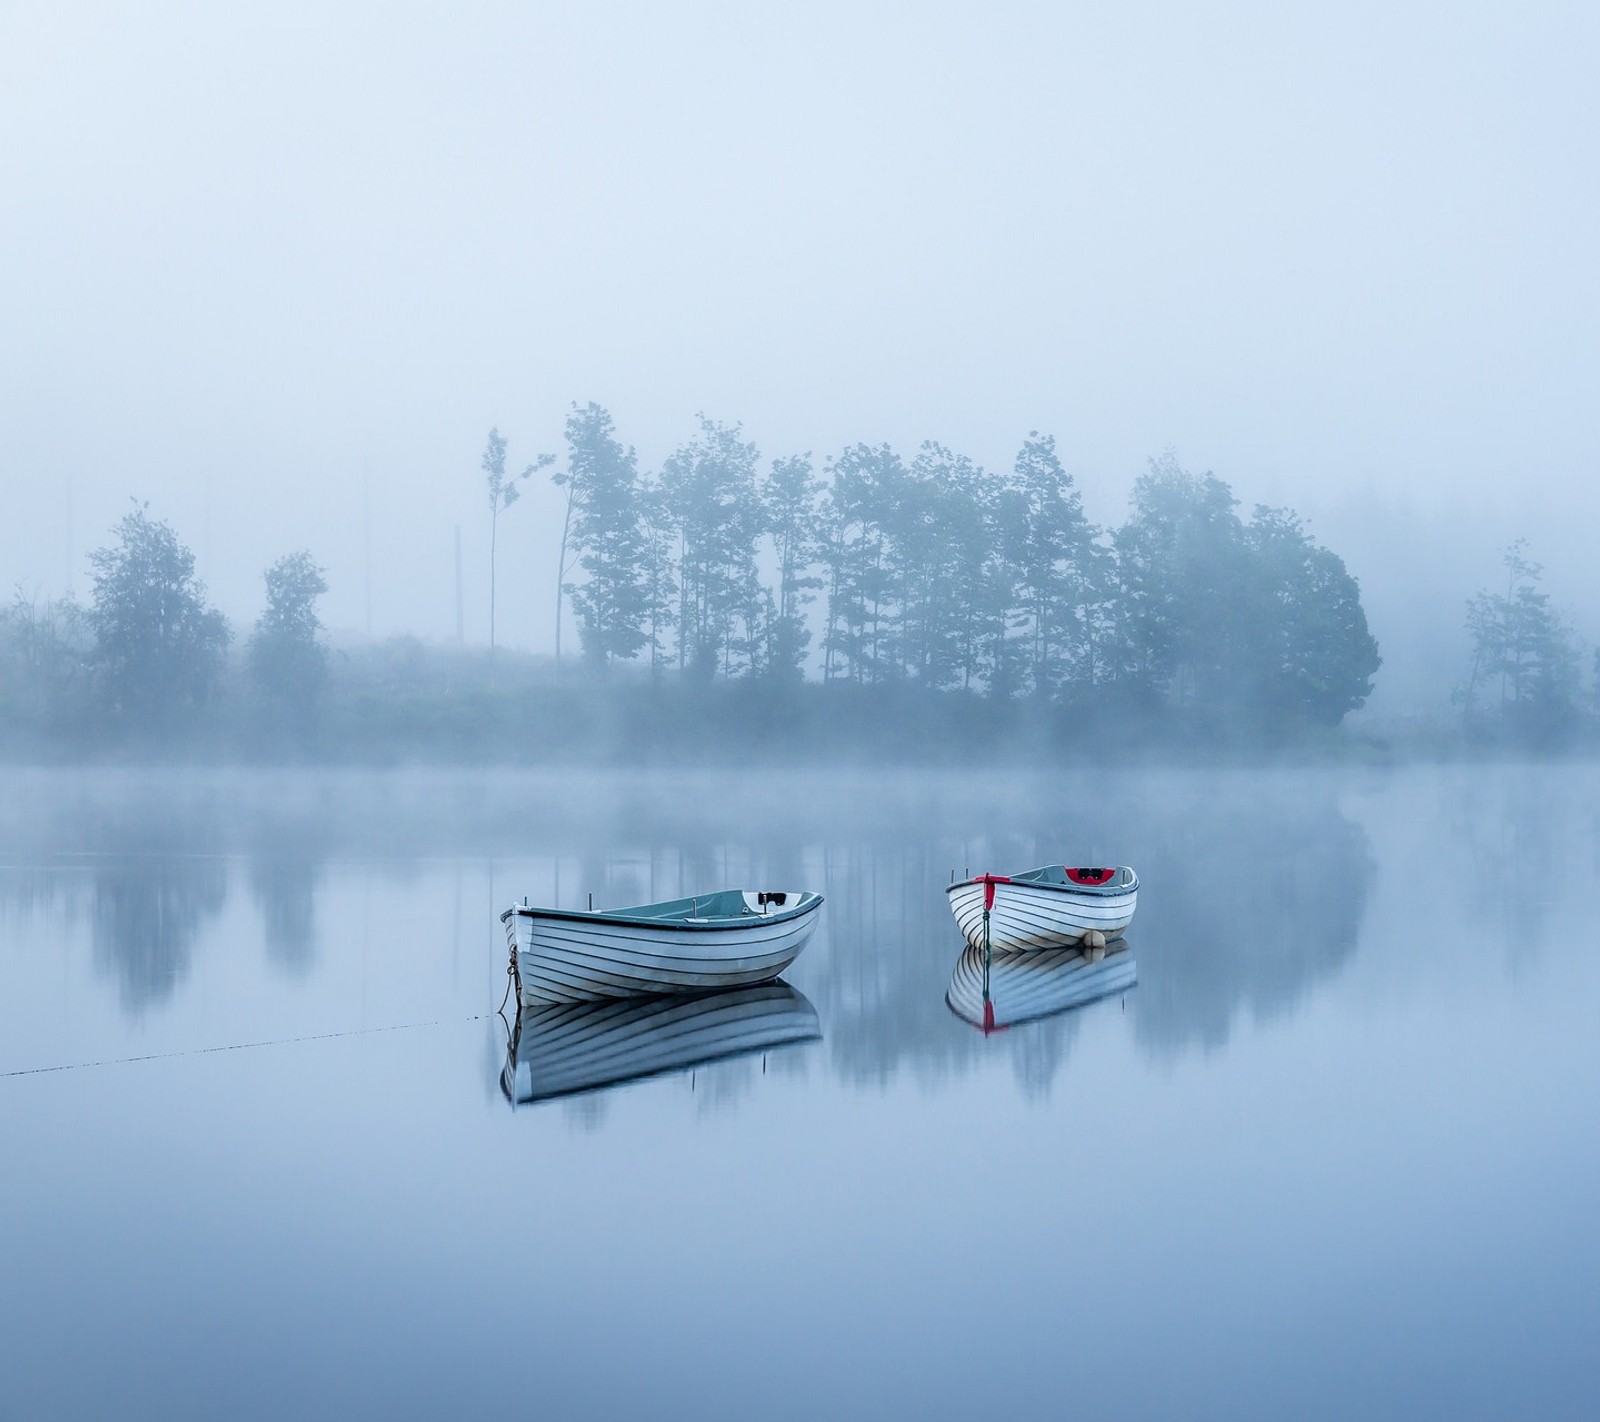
{"left": 946, "top": 943, "right": 1137, "bottom": 1034}
{"left": 501, "top": 981, "right": 821, "bottom": 1105}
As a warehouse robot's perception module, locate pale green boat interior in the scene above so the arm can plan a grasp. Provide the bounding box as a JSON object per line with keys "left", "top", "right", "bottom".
{"left": 626, "top": 889, "right": 813, "bottom": 922}
{"left": 505, "top": 889, "right": 820, "bottom": 927}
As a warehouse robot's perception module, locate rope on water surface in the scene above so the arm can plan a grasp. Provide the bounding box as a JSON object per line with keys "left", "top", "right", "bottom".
{"left": 11, "top": 927, "right": 528, "bottom": 1082}
{"left": 0, "top": 1014, "right": 492, "bottom": 1080}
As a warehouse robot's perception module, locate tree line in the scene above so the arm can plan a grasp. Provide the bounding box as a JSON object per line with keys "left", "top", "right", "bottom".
{"left": 0, "top": 405, "right": 1420, "bottom": 757}
{"left": 10, "top": 405, "right": 1598, "bottom": 759}
{"left": 0, "top": 502, "right": 328, "bottom": 745}
{"left": 504, "top": 404, "right": 1383, "bottom": 729}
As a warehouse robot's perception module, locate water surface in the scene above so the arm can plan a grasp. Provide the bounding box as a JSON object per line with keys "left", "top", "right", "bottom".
{"left": 1, "top": 765, "right": 1596, "bottom": 1420}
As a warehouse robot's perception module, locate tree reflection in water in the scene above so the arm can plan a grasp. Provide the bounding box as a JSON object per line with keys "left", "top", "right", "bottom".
{"left": 247, "top": 816, "right": 328, "bottom": 976}
{"left": 807, "top": 776, "right": 1373, "bottom": 1095}
{"left": 0, "top": 780, "right": 231, "bottom": 1015}
{"left": 1128, "top": 796, "right": 1372, "bottom": 1057}
{"left": 0, "top": 769, "right": 1375, "bottom": 1085}
{"left": 92, "top": 853, "right": 227, "bottom": 1012}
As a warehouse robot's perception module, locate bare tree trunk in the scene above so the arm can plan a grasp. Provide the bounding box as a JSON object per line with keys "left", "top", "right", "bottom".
{"left": 824, "top": 555, "right": 838, "bottom": 682}
{"left": 1082, "top": 596, "right": 1098, "bottom": 688}
{"left": 1463, "top": 645, "right": 1483, "bottom": 726}
{"left": 489, "top": 506, "right": 498, "bottom": 656}
{"left": 554, "top": 484, "right": 573, "bottom": 666}
{"left": 677, "top": 528, "right": 687, "bottom": 674}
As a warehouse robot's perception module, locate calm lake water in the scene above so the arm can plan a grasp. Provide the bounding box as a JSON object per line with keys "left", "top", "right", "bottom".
{"left": 2, "top": 764, "right": 1597, "bottom": 1421}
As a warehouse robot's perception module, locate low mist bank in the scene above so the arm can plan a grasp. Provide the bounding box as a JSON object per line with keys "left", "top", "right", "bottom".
{"left": 0, "top": 636, "right": 1590, "bottom": 767}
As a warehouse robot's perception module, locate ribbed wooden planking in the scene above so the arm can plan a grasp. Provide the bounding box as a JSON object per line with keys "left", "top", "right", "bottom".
{"left": 505, "top": 894, "right": 823, "bottom": 1005}
{"left": 946, "top": 874, "right": 1137, "bottom": 953}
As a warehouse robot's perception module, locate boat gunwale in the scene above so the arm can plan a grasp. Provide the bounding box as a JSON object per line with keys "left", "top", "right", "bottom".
{"left": 500, "top": 891, "right": 823, "bottom": 933}
{"left": 945, "top": 868, "right": 1137, "bottom": 900}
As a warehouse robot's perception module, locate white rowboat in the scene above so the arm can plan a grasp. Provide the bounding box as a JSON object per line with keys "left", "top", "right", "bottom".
{"left": 501, "top": 982, "right": 821, "bottom": 1104}
{"left": 946, "top": 942, "right": 1137, "bottom": 1033}
{"left": 501, "top": 889, "right": 823, "bottom": 1006}
{"left": 946, "top": 865, "right": 1137, "bottom": 953}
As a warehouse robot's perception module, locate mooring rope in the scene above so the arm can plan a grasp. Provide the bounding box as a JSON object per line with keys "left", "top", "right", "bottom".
{"left": 497, "top": 953, "right": 517, "bottom": 1017}
{"left": 976, "top": 873, "right": 1010, "bottom": 1035}
{"left": 0, "top": 1014, "right": 492, "bottom": 1080}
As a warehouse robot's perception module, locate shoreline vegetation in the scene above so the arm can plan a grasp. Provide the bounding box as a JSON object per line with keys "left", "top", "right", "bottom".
{"left": 3, "top": 406, "right": 1593, "bottom": 764}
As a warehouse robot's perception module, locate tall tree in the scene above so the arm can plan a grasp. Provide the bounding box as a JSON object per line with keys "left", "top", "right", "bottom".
{"left": 982, "top": 472, "right": 1032, "bottom": 700}
{"left": 562, "top": 402, "right": 651, "bottom": 667}
{"left": 1009, "top": 433, "right": 1099, "bottom": 698}
{"left": 482, "top": 428, "right": 553, "bottom": 654}
{"left": 0, "top": 591, "right": 92, "bottom": 731}
{"left": 636, "top": 472, "right": 676, "bottom": 679}
{"left": 88, "top": 503, "right": 229, "bottom": 722}
{"left": 1243, "top": 508, "right": 1380, "bottom": 725}
{"left": 761, "top": 454, "right": 823, "bottom": 682}
{"left": 943, "top": 450, "right": 1009, "bottom": 693}
{"left": 1110, "top": 461, "right": 1381, "bottom": 728}
{"left": 1460, "top": 541, "right": 1579, "bottom": 744}
{"left": 660, "top": 416, "right": 763, "bottom": 680}
{"left": 819, "top": 444, "right": 902, "bottom": 684}
{"left": 890, "top": 443, "right": 997, "bottom": 690}
{"left": 248, "top": 551, "right": 330, "bottom": 724}
{"left": 1110, "top": 455, "right": 1252, "bottom": 708}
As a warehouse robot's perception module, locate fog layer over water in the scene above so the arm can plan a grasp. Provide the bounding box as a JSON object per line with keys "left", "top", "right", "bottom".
{"left": 2, "top": 766, "right": 1597, "bottom": 1418}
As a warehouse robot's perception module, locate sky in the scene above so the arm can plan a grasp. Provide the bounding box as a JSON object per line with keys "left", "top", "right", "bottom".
{"left": 2, "top": 0, "right": 1596, "bottom": 708}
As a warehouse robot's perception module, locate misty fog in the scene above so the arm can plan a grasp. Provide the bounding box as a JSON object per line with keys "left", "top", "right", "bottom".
{"left": 6, "top": 8, "right": 1600, "bottom": 1420}
{"left": 4, "top": 1, "right": 1597, "bottom": 739}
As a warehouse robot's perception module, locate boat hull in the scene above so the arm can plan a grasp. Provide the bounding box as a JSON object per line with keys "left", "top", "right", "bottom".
{"left": 946, "top": 943, "right": 1137, "bottom": 1030}
{"left": 505, "top": 896, "right": 823, "bottom": 1005}
{"left": 946, "top": 877, "right": 1136, "bottom": 952}
{"left": 502, "top": 983, "right": 820, "bottom": 1104}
